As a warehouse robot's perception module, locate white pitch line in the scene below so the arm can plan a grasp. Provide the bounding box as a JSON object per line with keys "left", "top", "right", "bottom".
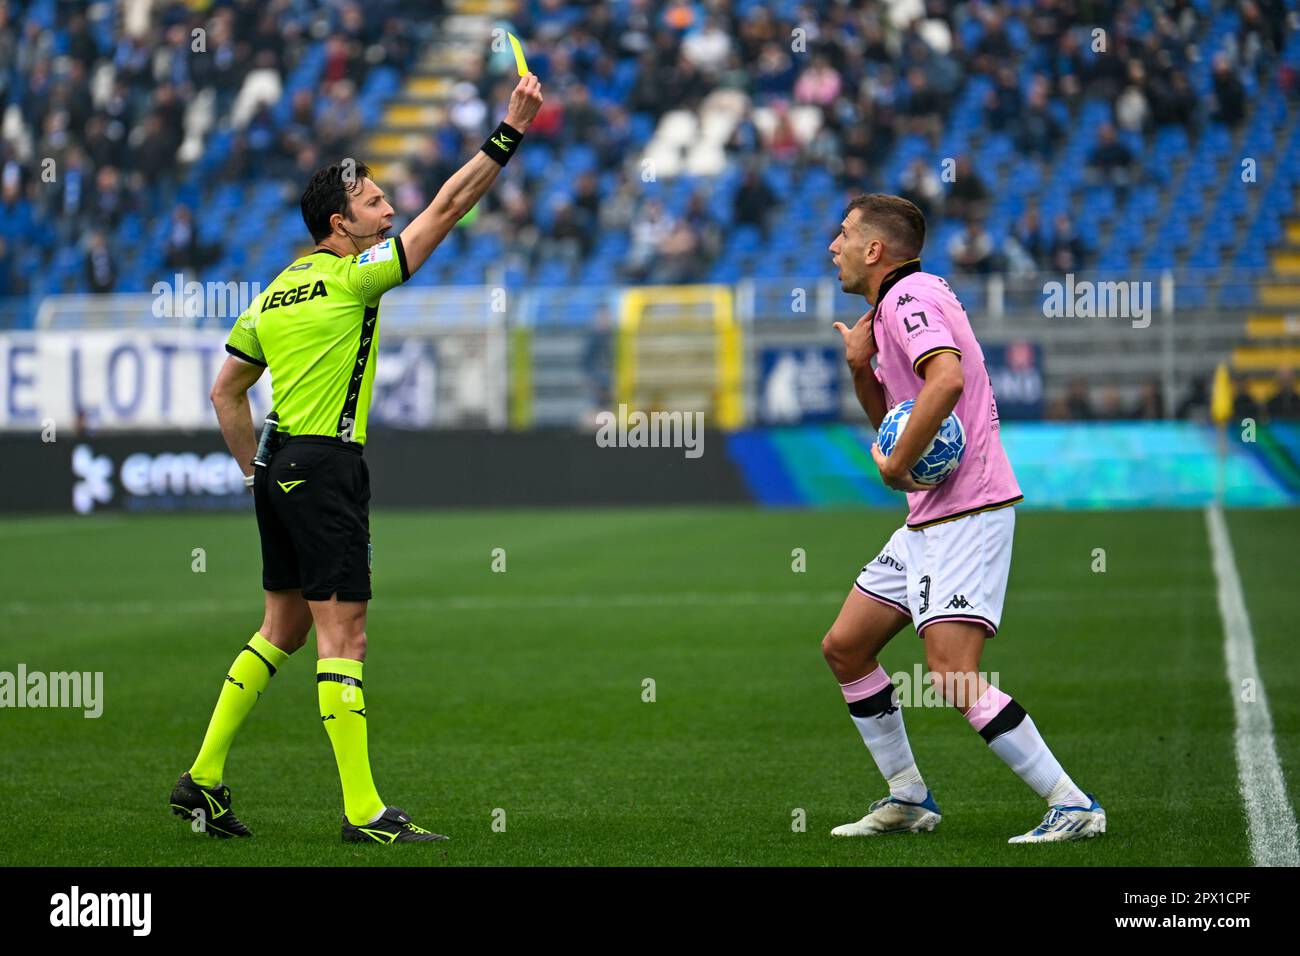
{"left": 1205, "top": 505, "right": 1300, "bottom": 867}
{"left": 0, "top": 591, "right": 848, "bottom": 617}
{"left": 0, "top": 517, "right": 124, "bottom": 538}
{"left": 0, "top": 586, "right": 1196, "bottom": 617}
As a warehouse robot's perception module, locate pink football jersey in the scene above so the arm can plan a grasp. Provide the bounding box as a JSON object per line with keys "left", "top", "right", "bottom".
{"left": 870, "top": 261, "right": 1023, "bottom": 527}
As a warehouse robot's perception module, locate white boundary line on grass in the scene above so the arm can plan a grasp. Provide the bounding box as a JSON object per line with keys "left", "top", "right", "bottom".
{"left": 1205, "top": 504, "right": 1300, "bottom": 867}
{"left": 0, "top": 517, "right": 123, "bottom": 538}
{"left": 0, "top": 586, "right": 1197, "bottom": 617}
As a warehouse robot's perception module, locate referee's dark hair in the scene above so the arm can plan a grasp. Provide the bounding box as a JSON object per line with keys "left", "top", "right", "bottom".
{"left": 301, "top": 160, "right": 372, "bottom": 243}
{"left": 843, "top": 194, "right": 926, "bottom": 259}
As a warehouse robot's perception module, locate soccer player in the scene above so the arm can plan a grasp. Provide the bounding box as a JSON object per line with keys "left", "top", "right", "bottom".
{"left": 169, "top": 74, "right": 543, "bottom": 844}
{"left": 824, "top": 194, "right": 1105, "bottom": 843}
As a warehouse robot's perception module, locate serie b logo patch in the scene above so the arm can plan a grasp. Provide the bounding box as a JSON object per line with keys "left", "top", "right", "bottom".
{"left": 358, "top": 240, "right": 393, "bottom": 266}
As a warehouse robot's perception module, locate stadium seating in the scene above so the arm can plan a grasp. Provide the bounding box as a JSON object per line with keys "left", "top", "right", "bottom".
{"left": 2, "top": 0, "right": 1297, "bottom": 415}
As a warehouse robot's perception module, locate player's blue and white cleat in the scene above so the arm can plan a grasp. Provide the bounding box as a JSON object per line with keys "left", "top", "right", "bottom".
{"left": 831, "top": 790, "right": 942, "bottom": 836}
{"left": 1008, "top": 793, "right": 1106, "bottom": 843}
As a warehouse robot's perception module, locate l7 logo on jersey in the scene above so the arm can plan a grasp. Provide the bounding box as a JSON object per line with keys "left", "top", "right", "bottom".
{"left": 903, "top": 310, "right": 930, "bottom": 334}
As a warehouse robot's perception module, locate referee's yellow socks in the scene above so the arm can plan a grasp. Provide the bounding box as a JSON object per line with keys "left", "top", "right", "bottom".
{"left": 317, "top": 658, "right": 386, "bottom": 826}
{"left": 189, "top": 632, "right": 291, "bottom": 788}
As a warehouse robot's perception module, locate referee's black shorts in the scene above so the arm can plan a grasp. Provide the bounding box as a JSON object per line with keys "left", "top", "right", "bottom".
{"left": 253, "top": 436, "right": 372, "bottom": 601}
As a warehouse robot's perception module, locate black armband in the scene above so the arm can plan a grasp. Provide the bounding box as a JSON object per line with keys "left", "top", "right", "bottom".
{"left": 481, "top": 121, "right": 524, "bottom": 167}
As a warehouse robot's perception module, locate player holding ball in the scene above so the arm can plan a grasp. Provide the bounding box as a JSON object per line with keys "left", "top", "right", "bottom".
{"left": 825, "top": 194, "right": 1105, "bottom": 843}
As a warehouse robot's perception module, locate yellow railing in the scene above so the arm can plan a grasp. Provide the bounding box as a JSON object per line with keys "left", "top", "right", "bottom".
{"left": 616, "top": 284, "right": 742, "bottom": 429}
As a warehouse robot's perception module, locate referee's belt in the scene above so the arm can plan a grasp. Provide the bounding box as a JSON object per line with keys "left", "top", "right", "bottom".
{"left": 268, "top": 433, "right": 364, "bottom": 456}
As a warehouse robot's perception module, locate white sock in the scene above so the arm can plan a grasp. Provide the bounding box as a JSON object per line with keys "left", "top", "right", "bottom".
{"left": 1045, "top": 773, "right": 1090, "bottom": 809}
{"left": 967, "top": 686, "right": 1088, "bottom": 807}
{"left": 849, "top": 711, "right": 927, "bottom": 803}
{"left": 886, "top": 763, "right": 927, "bottom": 804}
{"left": 841, "top": 666, "right": 927, "bottom": 804}
{"left": 987, "top": 714, "right": 1088, "bottom": 807}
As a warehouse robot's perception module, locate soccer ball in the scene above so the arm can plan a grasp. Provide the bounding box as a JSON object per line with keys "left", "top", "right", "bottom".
{"left": 875, "top": 400, "right": 966, "bottom": 485}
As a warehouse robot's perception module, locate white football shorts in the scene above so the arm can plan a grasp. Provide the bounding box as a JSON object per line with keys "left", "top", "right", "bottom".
{"left": 853, "top": 506, "right": 1016, "bottom": 637}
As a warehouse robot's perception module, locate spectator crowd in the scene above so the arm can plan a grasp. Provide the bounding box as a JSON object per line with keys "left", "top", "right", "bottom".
{"left": 1, "top": 0, "right": 1297, "bottom": 424}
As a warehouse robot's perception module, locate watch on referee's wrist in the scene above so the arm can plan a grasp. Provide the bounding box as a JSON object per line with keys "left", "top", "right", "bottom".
{"left": 481, "top": 121, "right": 523, "bottom": 166}
{"left": 244, "top": 473, "right": 255, "bottom": 488}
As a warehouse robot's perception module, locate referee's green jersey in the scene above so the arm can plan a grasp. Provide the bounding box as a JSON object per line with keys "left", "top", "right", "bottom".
{"left": 225, "top": 237, "right": 410, "bottom": 446}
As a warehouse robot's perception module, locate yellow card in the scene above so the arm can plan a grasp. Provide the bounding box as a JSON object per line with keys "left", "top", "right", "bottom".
{"left": 507, "top": 32, "right": 529, "bottom": 77}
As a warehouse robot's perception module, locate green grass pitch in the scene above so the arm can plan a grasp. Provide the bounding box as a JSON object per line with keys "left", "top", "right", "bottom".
{"left": 0, "top": 506, "right": 1296, "bottom": 866}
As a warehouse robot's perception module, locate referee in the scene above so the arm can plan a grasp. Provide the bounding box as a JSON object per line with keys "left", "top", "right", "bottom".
{"left": 169, "top": 74, "right": 543, "bottom": 844}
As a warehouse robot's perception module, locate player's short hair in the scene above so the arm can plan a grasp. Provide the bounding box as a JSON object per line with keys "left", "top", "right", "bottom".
{"left": 843, "top": 194, "right": 926, "bottom": 259}
{"left": 301, "top": 161, "right": 372, "bottom": 243}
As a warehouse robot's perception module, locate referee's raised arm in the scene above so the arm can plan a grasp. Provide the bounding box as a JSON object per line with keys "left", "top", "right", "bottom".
{"left": 399, "top": 73, "right": 544, "bottom": 275}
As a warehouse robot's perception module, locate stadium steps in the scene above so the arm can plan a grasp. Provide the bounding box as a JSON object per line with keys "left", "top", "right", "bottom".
{"left": 1255, "top": 282, "right": 1300, "bottom": 307}
{"left": 1228, "top": 82, "right": 1300, "bottom": 399}
{"left": 449, "top": 0, "right": 516, "bottom": 13}
{"left": 1233, "top": 340, "right": 1300, "bottom": 367}
{"left": 1273, "top": 250, "right": 1300, "bottom": 273}
{"left": 362, "top": 4, "right": 495, "bottom": 184}
{"left": 1272, "top": 215, "right": 1300, "bottom": 278}
{"left": 1231, "top": 183, "right": 1300, "bottom": 393}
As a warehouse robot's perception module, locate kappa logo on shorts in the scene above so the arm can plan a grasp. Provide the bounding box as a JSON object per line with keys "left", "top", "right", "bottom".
{"left": 944, "top": 594, "right": 974, "bottom": 609}
{"left": 277, "top": 479, "right": 306, "bottom": 493}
